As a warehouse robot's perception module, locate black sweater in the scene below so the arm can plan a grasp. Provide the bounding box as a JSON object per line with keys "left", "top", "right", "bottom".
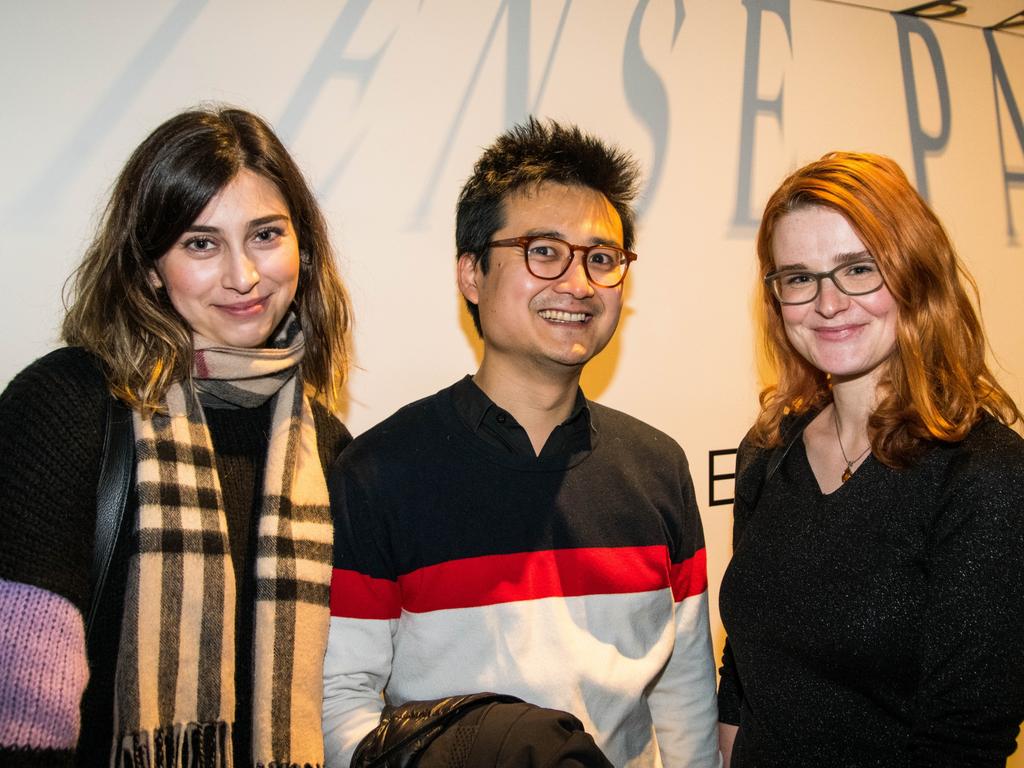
{"left": 719, "top": 414, "right": 1024, "bottom": 767}
{"left": 0, "top": 347, "right": 350, "bottom": 767}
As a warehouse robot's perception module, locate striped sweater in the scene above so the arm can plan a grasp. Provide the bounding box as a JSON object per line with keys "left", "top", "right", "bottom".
{"left": 323, "top": 381, "right": 721, "bottom": 768}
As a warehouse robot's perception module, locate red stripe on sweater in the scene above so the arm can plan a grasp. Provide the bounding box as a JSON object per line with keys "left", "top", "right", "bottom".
{"left": 399, "top": 546, "right": 708, "bottom": 613}
{"left": 330, "top": 568, "right": 401, "bottom": 619}
{"left": 331, "top": 547, "right": 709, "bottom": 618}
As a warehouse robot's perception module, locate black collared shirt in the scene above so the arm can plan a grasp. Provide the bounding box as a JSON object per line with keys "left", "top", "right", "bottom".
{"left": 451, "top": 375, "right": 592, "bottom": 458}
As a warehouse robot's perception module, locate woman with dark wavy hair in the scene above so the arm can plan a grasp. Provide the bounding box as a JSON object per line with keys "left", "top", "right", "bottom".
{"left": 718, "top": 152, "right": 1024, "bottom": 766}
{"left": 0, "top": 106, "right": 353, "bottom": 767}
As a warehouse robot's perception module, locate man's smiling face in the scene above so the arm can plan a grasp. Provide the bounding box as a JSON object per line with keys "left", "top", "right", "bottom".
{"left": 458, "top": 182, "right": 626, "bottom": 379}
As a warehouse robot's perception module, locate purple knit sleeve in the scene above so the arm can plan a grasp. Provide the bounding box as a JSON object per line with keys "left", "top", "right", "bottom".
{"left": 0, "top": 578, "right": 87, "bottom": 750}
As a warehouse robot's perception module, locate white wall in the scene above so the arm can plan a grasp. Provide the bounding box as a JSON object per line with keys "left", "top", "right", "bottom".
{"left": 3, "top": 0, "right": 1022, "bottom": 760}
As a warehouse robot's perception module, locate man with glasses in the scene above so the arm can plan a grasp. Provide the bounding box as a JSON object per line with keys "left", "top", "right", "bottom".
{"left": 323, "top": 119, "right": 721, "bottom": 768}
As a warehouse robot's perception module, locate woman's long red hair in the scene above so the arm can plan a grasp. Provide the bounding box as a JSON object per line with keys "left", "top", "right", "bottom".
{"left": 752, "top": 152, "right": 1020, "bottom": 467}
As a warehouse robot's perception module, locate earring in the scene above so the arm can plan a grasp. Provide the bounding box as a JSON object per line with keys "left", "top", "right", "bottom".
{"left": 300, "top": 250, "right": 312, "bottom": 266}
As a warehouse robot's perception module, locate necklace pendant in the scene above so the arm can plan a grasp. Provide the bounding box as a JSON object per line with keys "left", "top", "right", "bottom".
{"left": 841, "top": 466, "right": 853, "bottom": 483}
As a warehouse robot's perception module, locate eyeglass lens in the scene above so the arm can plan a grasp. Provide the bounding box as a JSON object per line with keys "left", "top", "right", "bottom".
{"left": 525, "top": 238, "right": 628, "bottom": 287}
{"left": 769, "top": 261, "right": 883, "bottom": 304}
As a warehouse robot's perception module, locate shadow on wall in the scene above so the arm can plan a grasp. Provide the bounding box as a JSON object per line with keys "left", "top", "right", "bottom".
{"left": 580, "top": 305, "right": 630, "bottom": 402}
{"left": 458, "top": 302, "right": 485, "bottom": 368}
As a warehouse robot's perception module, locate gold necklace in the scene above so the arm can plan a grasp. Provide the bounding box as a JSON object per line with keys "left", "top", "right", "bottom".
{"left": 832, "top": 405, "right": 871, "bottom": 483}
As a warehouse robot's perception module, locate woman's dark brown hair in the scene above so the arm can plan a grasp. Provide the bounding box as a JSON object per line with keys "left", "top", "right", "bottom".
{"left": 62, "top": 105, "right": 351, "bottom": 411}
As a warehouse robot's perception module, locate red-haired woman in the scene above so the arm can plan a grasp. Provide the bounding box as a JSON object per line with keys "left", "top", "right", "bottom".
{"left": 718, "top": 152, "right": 1024, "bottom": 767}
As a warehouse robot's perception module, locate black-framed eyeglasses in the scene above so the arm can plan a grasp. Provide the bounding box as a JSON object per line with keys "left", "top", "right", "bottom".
{"left": 764, "top": 259, "right": 885, "bottom": 305}
{"left": 487, "top": 236, "right": 637, "bottom": 288}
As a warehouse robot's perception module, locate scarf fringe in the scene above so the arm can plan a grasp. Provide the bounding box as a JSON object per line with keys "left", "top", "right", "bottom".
{"left": 115, "top": 722, "right": 232, "bottom": 768}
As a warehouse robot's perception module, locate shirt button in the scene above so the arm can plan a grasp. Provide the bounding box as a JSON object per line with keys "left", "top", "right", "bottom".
{"left": 496, "top": 412, "right": 507, "bottom": 424}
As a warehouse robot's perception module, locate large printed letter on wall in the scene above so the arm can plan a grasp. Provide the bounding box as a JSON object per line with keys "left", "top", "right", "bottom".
{"left": 414, "top": 0, "right": 572, "bottom": 225}
{"left": 984, "top": 29, "right": 1024, "bottom": 245}
{"left": 733, "top": 0, "right": 791, "bottom": 230}
{"left": 893, "top": 13, "right": 951, "bottom": 203}
{"left": 276, "top": 0, "right": 394, "bottom": 197}
{"left": 623, "top": 0, "right": 683, "bottom": 213}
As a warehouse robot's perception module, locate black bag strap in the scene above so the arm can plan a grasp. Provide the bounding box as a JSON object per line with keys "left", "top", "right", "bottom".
{"left": 86, "top": 396, "right": 134, "bottom": 644}
{"left": 735, "top": 408, "right": 817, "bottom": 517}
{"left": 765, "top": 408, "right": 817, "bottom": 486}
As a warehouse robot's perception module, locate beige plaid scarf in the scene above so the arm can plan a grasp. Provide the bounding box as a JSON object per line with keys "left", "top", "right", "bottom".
{"left": 115, "top": 316, "right": 332, "bottom": 768}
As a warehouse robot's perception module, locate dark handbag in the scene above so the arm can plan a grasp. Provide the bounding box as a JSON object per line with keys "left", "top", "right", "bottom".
{"left": 85, "top": 396, "right": 133, "bottom": 646}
